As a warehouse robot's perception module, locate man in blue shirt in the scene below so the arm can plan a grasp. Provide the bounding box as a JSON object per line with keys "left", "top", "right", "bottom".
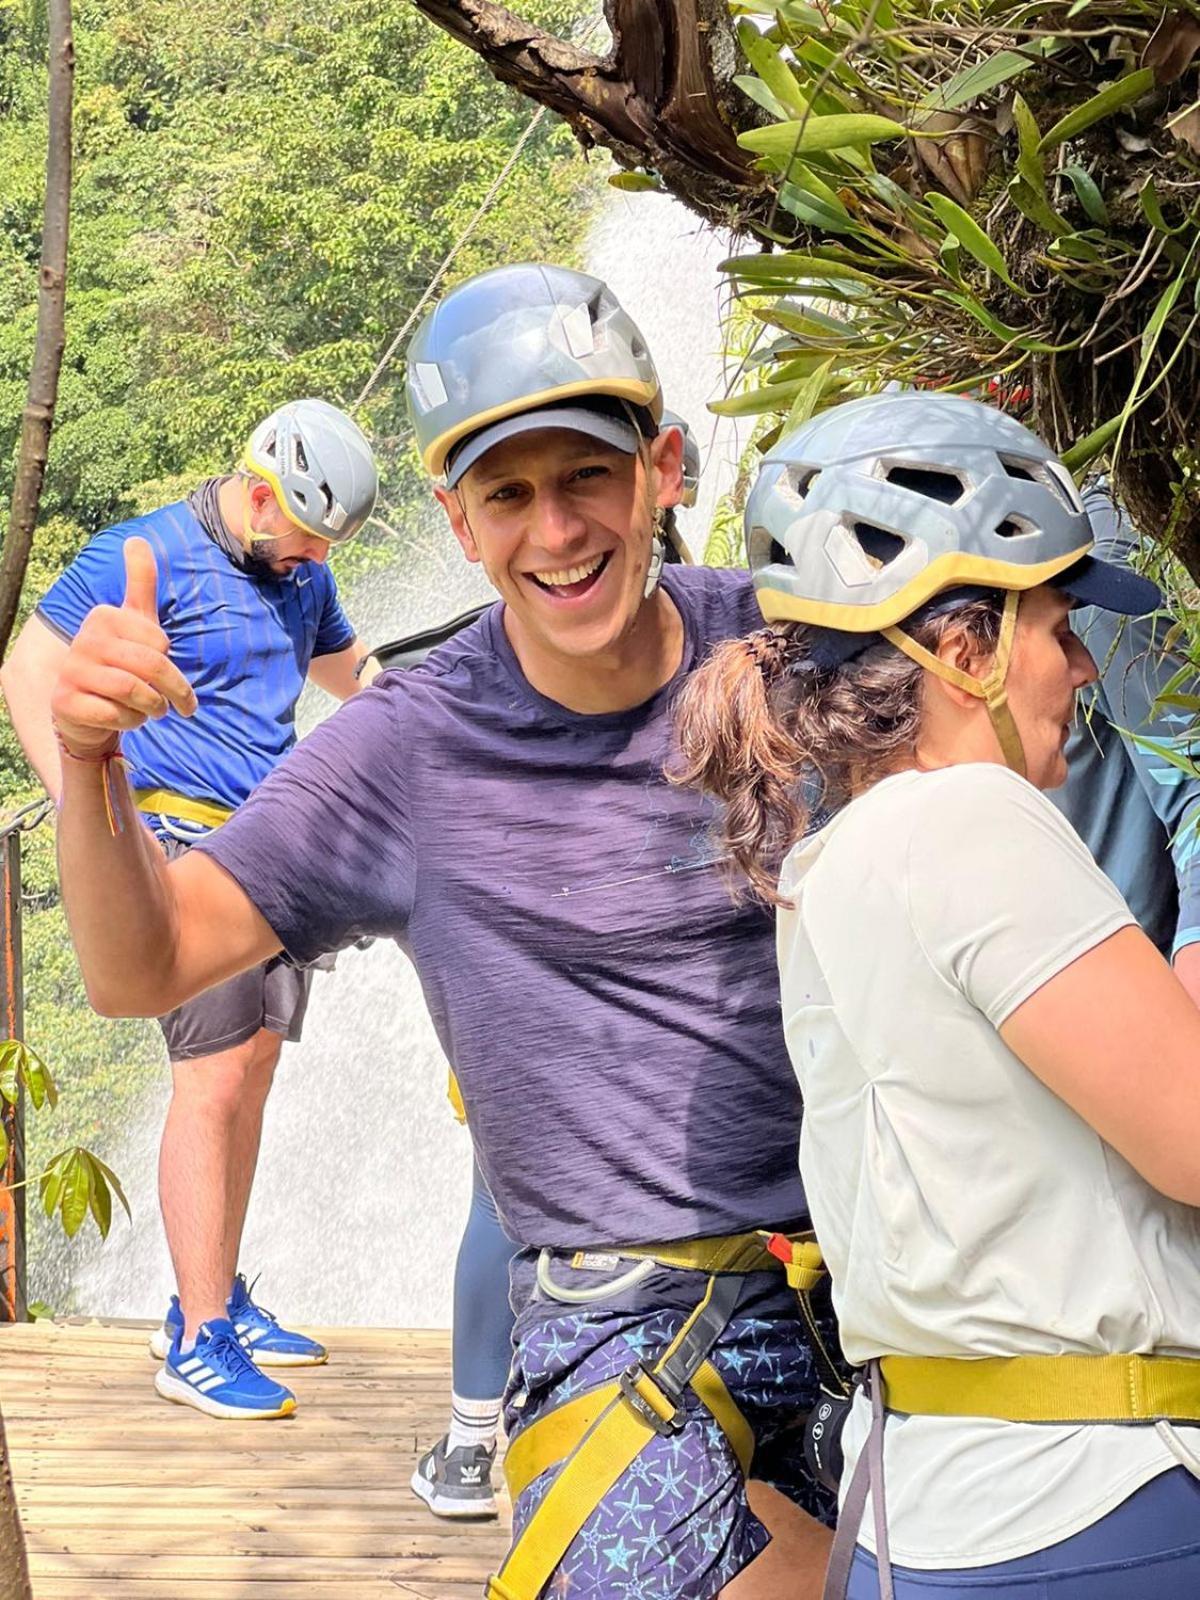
{"left": 0, "top": 398, "right": 378, "bottom": 1419}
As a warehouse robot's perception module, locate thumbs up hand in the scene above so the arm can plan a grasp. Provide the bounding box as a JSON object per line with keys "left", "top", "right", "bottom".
{"left": 51, "top": 537, "right": 198, "bottom": 757}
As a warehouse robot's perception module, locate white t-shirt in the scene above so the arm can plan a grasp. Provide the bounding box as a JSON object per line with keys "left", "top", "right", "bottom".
{"left": 777, "top": 763, "right": 1200, "bottom": 1568}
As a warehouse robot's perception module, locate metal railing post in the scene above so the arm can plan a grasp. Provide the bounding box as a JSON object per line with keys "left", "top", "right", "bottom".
{"left": 0, "top": 827, "right": 26, "bottom": 1323}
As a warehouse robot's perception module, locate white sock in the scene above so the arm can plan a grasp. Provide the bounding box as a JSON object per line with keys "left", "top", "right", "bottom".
{"left": 447, "top": 1392, "right": 501, "bottom": 1452}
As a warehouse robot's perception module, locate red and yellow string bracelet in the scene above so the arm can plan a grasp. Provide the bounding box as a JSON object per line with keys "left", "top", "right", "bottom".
{"left": 53, "top": 726, "right": 127, "bottom": 838}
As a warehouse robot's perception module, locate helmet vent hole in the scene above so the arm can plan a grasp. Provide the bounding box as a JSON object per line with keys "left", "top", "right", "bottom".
{"left": 790, "top": 468, "right": 820, "bottom": 499}
{"left": 995, "top": 515, "right": 1037, "bottom": 539}
{"left": 769, "top": 538, "right": 790, "bottom": 567}
{"left": 294, "top": 439, "right": 309, "bottom": 472}
{"left": 853, "top": 523, "right": 906, "bottom": 567}
{"left": 883, "top": 465, "right": 965, "bottom": 505}
{"left": 1000, "top": 457, "right": 1036, "bottom": 483}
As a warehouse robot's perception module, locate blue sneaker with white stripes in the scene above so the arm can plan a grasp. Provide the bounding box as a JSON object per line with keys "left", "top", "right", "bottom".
{"left": 228, "top": 1274, "right": 328, "bottom": 1367}
{"left": 148, "top": 1276, "right": 327, "bottom": 1367}
{"left": 154, "top": 1318, "right": 296, "bottom": 1419}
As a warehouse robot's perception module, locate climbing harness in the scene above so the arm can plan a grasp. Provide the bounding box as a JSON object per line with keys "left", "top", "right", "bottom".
{"left": 488, "top": 1227, "right": 835, "bottom": 1600}
{"left": 132, "top": 787, "right": 234, "bottom": 832}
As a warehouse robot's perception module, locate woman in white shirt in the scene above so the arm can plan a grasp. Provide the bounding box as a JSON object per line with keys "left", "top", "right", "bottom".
{"left": 674, "top": 393, "right": 1200, "bottom": 1598}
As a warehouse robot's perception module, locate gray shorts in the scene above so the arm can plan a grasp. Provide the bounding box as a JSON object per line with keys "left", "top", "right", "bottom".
{"left": 156, "top": 835, "right": 312, "bottom": 1063}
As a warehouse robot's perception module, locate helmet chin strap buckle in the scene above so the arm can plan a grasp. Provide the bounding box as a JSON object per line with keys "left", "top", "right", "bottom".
{"left": 643, "top": 513, "right": 667, "bottom": 598}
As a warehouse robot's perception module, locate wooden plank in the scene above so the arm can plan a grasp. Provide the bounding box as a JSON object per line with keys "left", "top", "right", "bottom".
{"left": 1, "top": 1320, "right": 512, "bottom": 1598}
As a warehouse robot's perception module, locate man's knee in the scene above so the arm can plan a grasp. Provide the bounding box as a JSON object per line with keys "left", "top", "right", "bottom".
{"left": 169, "top": 1029, "right": 282, "bottom": 1119}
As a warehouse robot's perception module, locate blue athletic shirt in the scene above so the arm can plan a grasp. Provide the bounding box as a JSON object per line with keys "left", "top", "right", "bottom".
{"left": 38, "top": 499, "right": 353, "bottom": 811}
{"left": 200, "top": 565, "right": 808, "bottom": 1248}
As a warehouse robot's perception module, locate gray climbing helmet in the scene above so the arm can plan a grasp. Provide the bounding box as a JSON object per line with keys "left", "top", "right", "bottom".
{"left": 746, "top": 391, "right": 1093, "bottom": 630}
{"left": 405, "top": 264, "right": 662, "bottom": 484}
{"left": 661, "top": 410, "right": 700, "bottom": 508}
{"left": 243, "top": 399, "right": 378, "bottom": 543}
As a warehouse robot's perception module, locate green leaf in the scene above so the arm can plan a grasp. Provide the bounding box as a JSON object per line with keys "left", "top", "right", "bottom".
{"left": 709, "top": 378, "right": 816, "bottom": 418}
{"left": 1038, "top": 69, "right": 1155, "bottom": 152}
{"left": 26, "top": 1302, "right": 54, "bottom": 1321}
{"left": 1156, "top": 692, "right": 1200, "bottom": 710}
{"left": 738, "top": 113, "right": 906, "bottom": 159}
{"left": 1062, "top": 165, "right": 1109, "bottom": 227}
{"left": 733, "top": 74, "right": 793, "bottom": 122}
{"left": 40, "top": 1152, "right": 68, "bottom": 1221}
{"left": 1061, "top": 414, "right": 1123, "bottom": 472}
{"left": 19, "top": 1042, "right": 57, "bottom": 1112}
{"left": 737, "top": 21, "right": 808, "bottom": 118}
{"left": 59, "top": 1151, "right": 90, "bottom": 1239}
{"left": 926, "top": 193, "right": 1024, "bottom": 291}
{"left": 1012, "top": 94, "right": 1045, "bottom": 189}
{"left": 924, "top": 39, "right": 1064, "bottom": 112}
{"left": 1139, "top": 178, "right": 1186, "bottom": 236}
{"left": 1046, "top": 234, "right": 1103, "bottom": 263}
{"left": 0, "top": 1119, "right": 7, "bottom": 1172}
{"left": 88, "top": 1152, "right": 131, "bottom": 1223}
{"left": 606, "top": 171, "right": 663, "bottom": 194}
{"left": 87, "top": 1155, "right": 113, "bottom": 1240}
{"left": 722, "top": 251, "right": 880, "bottom": 288}
{"left": 778, "top": 182, "right": 857, "bottom": 233}
{"left": 0, "top": 1041, "right": 20, "bottom": 1106}
{"left": 782, "top": 358, "right": 836, "bottom": 433}
{"left": 1009, "top": 177, "right": 1071, "bottom": 238}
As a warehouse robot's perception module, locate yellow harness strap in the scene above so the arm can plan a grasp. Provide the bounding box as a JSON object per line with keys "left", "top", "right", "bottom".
{"left": 133, "top": 788, "right": 235, "bottom": 830}
{"left": 446, "top": 1069, "right": 467, "bottom": 1124}
{"left": 882, "top": 587, "right": 1026, "bottom": 777}
{"left": 616, "top": 1230, "right": 780, "bottom": 1276}
{"left": 488, "top": 1267, "right": 754, "bottom": 1600}
{"left": 882, "top": 1353, "right": 1200, "bottom": 1423}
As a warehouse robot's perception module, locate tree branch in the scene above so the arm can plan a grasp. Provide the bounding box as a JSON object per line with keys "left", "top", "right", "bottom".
{"left": 411, "top": 0, "right": 770, "bottom": 232}
{"left": 0, "top": 0, "right": 74, "bottom": 662}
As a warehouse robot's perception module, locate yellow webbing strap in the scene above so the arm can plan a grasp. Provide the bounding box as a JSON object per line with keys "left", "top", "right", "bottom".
{"left": 489, "top": 1278, "right": 752, "bottom": 1600}
{"left": 133, "top": 788, "right": 235, "bottom": 830}
{"left": 616, "top": 1230, "right": 779, "bottom": 1275}
{"left": 502, "top": 1356, "right": 753, "bottom": 1506}
{"left": 882, "top": 586, "right": 1025, "bottom": 777}
{"left": 881, "top": 1353, "right": 1200, "bottom": 1423}
{"left": 446, "top": 1069, "right": 467, "bottom": 1124}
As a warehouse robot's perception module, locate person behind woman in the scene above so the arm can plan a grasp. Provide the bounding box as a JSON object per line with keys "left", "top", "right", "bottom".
{"left": 674, "top": 391, "right": 1200, "bottom": 1598}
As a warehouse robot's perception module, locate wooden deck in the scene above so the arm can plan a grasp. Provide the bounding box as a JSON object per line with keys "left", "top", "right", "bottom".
{"left": 1, "top": 1319, "right": 511, "bottom": 1598}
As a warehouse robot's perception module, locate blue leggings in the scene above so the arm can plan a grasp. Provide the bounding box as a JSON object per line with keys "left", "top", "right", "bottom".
{"left": 848, "top": 1467, "right": 1200, "bottom": 1597}
{"left": 451, "top": 1160, "right": 518, "bottom": 1400}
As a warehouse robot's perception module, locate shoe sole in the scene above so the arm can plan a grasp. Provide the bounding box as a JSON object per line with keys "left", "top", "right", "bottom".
{"left": 154, "top": 1366, "right": 297, "bottom": 1420}
{"left": 149, "top": 1328, "right": 328, "bottom": 1367}
{"left": 410, "top": 1467, "right": 498, "bottom": 1521}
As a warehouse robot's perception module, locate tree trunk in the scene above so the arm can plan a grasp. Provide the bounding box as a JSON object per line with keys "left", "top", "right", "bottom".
{"left": 409, "top": 0, "right": 770, "bottom": 232}
{"left": 0, "top": 0, "right": 75, "bottom": 662}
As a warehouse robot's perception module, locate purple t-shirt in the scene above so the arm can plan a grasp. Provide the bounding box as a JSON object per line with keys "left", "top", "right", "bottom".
{"left": 201, "top": 565, "right": 806, "bottom": 1247}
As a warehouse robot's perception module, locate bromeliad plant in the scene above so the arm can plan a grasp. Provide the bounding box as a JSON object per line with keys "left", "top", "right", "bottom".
{"left": 717, "top": 0, "right": 1200, "bottom": 570}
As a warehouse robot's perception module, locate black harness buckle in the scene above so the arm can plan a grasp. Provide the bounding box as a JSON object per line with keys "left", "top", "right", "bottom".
{"left": 619, "top": 1361, "right": 686, "bottom": 1435}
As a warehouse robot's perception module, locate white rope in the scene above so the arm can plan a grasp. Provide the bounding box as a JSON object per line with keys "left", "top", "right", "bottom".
{"left": 352, "top": 103, "right": 548, "bottom": 413}
{"left": 352, "top": 14, "right": 604, "bottom": 414}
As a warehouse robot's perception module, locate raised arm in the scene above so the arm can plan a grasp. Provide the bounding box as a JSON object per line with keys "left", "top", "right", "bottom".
{"left": 0, "top": 613, "right": 69, "bottom": 799}
{"left": 52, "top": 537, "right": 281, "bottom": 1016}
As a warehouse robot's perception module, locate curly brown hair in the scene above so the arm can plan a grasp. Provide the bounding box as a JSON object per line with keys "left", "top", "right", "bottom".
{"left": 670, "top": 599, "right": 1003, "bottom": 905}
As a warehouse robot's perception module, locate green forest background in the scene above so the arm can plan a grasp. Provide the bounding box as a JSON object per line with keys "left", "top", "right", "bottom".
{"left": 0, "top": 0, "right": 600, "bottom": 1293}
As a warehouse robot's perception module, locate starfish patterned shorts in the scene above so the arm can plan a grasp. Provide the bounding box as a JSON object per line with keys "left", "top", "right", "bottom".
{"left": 504, "top": 1251, "right": 839, "bottom": 1600}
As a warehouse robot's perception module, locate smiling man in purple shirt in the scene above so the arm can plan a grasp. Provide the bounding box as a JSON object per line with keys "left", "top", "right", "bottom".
{"left": 48, "top": 264, "right": 834, "bottom": 1600}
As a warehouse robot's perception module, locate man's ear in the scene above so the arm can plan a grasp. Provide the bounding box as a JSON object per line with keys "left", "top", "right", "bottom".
{"left": 650, "top": 426, "right": 684, "bottom": 511}
{"left": 249, "top": 482, "right": 274, "bottom": 514}
{"left": 434, "top": 485, "right": 481, "bottom": 563}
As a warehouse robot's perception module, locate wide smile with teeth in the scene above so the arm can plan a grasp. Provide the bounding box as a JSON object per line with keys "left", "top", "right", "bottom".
{"left": 529, "top": 552, "right": 609, "bottom": 595}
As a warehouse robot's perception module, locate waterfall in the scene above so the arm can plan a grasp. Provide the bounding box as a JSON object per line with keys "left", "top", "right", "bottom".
{"left": 67, "top": 192, "right": 746, "bottom": 1328}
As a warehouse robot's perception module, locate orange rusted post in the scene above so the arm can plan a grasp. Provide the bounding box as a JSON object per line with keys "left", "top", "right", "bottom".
{"left": 0, "top": 828, "right": 26, "bottom": 1324}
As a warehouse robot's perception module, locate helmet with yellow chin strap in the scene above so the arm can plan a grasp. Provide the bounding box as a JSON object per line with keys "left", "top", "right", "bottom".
{"left": 745, "top": 391, "right": 1161, "bottom": 776}
{"left": 241, "top": 398, "right": 378, "bottom": 546}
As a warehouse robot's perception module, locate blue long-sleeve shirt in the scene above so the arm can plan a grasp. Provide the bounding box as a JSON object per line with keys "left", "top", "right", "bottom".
{"left": 1051, "top": 486, "right": 1200, "bottom": 958}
